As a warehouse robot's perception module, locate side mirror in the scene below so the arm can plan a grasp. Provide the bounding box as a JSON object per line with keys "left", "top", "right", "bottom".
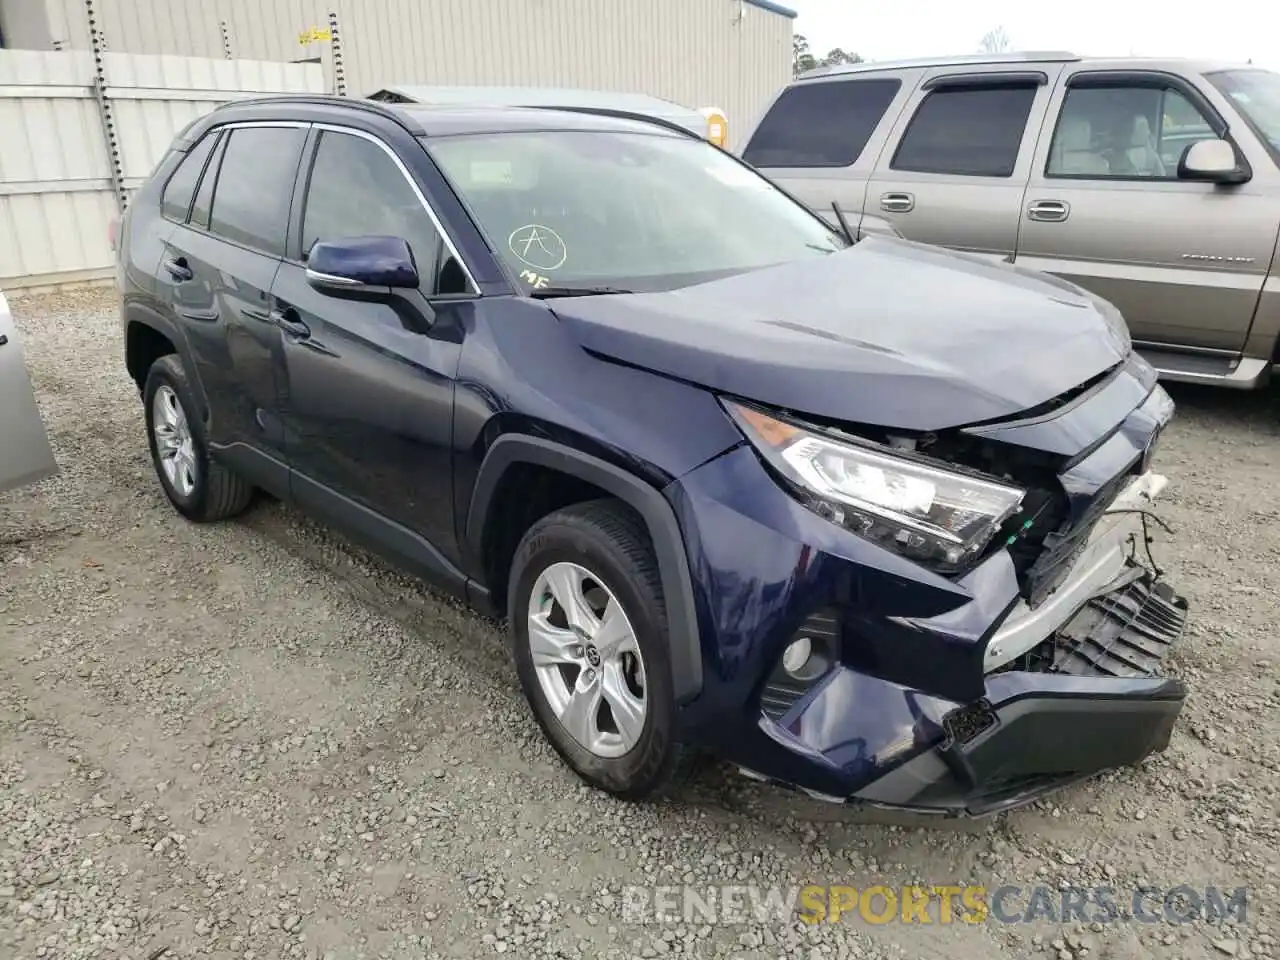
{"left": 305, "top": 236, "right": 420, "bottom": 295}
{"left": 1178, "top": 139, "right": 1250, "bottom": 185}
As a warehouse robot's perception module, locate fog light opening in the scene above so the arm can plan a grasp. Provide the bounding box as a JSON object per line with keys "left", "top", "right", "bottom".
{"left": 782, "top": 636, "right": 813, "bottom": 676}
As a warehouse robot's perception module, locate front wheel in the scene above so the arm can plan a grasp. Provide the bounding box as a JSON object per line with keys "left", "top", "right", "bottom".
{"left": 508, "top": 500, "right": 699, "bottom": 798}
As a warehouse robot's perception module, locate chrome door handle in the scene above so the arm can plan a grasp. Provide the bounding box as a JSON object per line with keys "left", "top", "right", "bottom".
{"left": 880, "top": 192, "right": 915, "bottom": 213}
{"left": 1028, "top": 200, "right": 1070, "bottom": 223}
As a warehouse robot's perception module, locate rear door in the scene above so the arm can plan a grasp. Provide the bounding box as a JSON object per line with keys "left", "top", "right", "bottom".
{"left": 740, "top": 71, "right": 917, "bottom": 230}
{"left": 0, "top": 292, "right": 58, "bottom": 493}
{"left": 1016, "top": 68, "right": 1280, "bottom": 353}
{"left": 158, "top": 123, "right": 308, "bottom": 470}
{"left": 865, "top": 67, "right": 1064, "bottom": 260}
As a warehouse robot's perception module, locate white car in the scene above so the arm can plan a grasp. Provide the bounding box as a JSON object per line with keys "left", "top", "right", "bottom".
{"left": 0, "top": 291, "right": 58, "bottom": 493}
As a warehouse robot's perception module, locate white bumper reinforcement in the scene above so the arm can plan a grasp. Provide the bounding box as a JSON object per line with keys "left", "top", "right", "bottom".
{"left": 983, "top": 471, "right": 1169, "bottom": 672}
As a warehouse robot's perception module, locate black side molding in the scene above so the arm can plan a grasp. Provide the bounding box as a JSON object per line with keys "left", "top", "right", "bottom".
{"left": 465, "top": 435, "right": 704, "bottom": 704}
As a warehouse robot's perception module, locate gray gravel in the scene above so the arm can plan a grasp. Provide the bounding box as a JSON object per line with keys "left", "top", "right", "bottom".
{"left": 2, "top": 288, "right": 1278, "bottom": 960}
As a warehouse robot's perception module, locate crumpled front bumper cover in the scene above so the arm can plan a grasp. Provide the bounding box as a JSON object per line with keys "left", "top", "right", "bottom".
{"left": 760, "top": 570, "right": 1190, "bottom": 817}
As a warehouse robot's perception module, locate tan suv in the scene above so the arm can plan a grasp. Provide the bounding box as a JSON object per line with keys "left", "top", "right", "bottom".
{"left": 741, "top": 52, "right": 1280, "bottom": 388}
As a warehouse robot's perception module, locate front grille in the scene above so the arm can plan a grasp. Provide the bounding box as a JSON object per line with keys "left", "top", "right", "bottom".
{"left": 993, "top": 569, "right": 1188, "bottom": 679}
{"left": 1020, "top": 469, "right": 1135, "bottom": 607}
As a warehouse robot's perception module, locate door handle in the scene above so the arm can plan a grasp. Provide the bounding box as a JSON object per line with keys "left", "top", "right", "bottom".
{"left": 1028, "top": 200, "right": 1070, "bottom": 223}
{"left": 272, "top": 309, "right": 311, "bottom": 339}
{"left": 162, "top": 257, "right": 193, "bottom": 282}
{"left": 880, "top": 192, "right": 915, "bottom": 213}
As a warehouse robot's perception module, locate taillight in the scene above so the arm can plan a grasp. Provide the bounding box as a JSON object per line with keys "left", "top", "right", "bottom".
{"left": 108, "top": 217, "right": 119, "bottom": 252}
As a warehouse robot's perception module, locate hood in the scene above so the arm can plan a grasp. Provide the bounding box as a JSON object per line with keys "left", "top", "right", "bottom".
{"left": 550, "top": 237, "right": 1130, "bottom": 432}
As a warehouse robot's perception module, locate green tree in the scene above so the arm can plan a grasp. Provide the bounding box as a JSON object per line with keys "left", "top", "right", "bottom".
{"left": 822, "top": 48, "right": 862, "bottom": 66}
{"left": 979, "top": 26, "right": 1011, "bottom": 54}
{"left": 793, "top": 33, "right": 818, "bottom": 76}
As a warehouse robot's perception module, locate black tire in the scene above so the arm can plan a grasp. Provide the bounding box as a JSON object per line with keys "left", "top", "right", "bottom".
{"left": 508, "top": 499, "right": 700, "bottom": 799}
{"left": 143, "top": 354, "right": 253, "bottom": 522}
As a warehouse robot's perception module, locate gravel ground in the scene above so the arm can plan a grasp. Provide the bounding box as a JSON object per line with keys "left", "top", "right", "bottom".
{"left": 2, "top": 288, "right": 1278, "bottom": 960}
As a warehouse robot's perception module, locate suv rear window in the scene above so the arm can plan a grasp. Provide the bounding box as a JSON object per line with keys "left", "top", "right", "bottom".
{"left": 742, "top": 78, "right": 901, "bottom": 168}
{"left": 891, "top": 84, "right": 1038, "bottom": 177}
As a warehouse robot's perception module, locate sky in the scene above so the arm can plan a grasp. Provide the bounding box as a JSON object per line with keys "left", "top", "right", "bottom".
{"left": 784, "top": 0, "right": 1279, "bottom": 71}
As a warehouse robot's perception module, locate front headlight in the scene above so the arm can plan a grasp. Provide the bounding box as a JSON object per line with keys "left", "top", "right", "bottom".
{"left": 725, "top": 401, "right": 1026, "bottom": 572}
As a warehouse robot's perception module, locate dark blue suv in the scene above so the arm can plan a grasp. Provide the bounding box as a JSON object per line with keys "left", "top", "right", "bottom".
{"left": 117, "top": 95, "right": 1189, "bottom": 815}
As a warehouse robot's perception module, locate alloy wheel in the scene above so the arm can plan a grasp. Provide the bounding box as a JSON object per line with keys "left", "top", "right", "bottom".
{"left": 526, "top": 561, "right": 648, "bottom": 758}
{"left": 152, "top": 384, "right": 198, "bottom": 498}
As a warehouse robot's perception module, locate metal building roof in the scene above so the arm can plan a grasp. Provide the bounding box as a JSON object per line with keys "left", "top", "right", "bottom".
{"left": 742, "top": 0, "right": 798, "bottom": 18}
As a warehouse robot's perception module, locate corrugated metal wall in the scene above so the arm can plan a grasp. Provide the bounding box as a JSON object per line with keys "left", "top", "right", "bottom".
{"left": 0, "top": 48, "right": 323, "bottom": 290}
{"left": 41, "top": 0, "right": 792, "bottom": 147}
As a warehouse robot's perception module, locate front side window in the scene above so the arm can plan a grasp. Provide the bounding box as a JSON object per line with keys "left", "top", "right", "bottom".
{"left": 891, "top": 84, "right": 1038, "bottom": 177}
{"left": 1207, "top": 68, "right": 1280, "bottom": 164}
{"left": 301, "top": 130, "right": 453, "bottom": 289}
{"left": 426, "top": 130, "right": 848, "bottom": 293}
{"left": 1047, "top": 83, "right": 1220, "bottom": 178}
{"left": 742, "top": 78, "right": 902, "bottom": 168}
{"left": 161, "top": 131, "right": 218, "bottom": 222}
{"left": 207, "top": 126, "right": 307, "bottom": 256}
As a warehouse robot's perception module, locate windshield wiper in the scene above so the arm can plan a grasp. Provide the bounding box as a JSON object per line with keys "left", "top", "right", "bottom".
{"left": 528, "top": 285, "right": 635, "bottom": 299}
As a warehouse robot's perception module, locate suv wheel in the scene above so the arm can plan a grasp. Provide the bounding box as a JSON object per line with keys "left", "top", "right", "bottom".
{"left": 144, "top": 354, "right": 252, "bottom": 522}
{"left": 508, "top": 500, "right": 698, "bottom": 798}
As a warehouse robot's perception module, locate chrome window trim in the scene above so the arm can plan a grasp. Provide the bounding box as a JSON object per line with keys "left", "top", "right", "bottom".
{"left": 309, "top": 122, "right": 479, "bottom": 292}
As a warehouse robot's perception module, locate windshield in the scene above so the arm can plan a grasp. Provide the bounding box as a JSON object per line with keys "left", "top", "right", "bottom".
{"left": 1207, "top": 69, "right": 1280, "bottom": 162}
{"left": 424, "top": 130, "right": 849, "bottom": 293}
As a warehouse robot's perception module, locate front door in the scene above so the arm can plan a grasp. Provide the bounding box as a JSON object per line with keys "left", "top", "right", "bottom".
{"left": 273, "top": 126, "right": 473, "bottom": 570}
{"left": 865, "top": 67, "right": 1063, "bottom": 261}
{"left": 1016, "top": 69, "right": 1280, "bottom": 353}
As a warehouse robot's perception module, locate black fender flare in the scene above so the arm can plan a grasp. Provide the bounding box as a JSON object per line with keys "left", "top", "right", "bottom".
{"left": 122, "top": 303, "right": 208, "bottom": 419}
{"left": 465, "top": 435, "right": 704, "bottom": 704}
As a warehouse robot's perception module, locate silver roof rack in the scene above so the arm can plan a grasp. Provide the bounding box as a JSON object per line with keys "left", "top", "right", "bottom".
{"left": 798, "top": 51, "right": 1081, "bottom": 81}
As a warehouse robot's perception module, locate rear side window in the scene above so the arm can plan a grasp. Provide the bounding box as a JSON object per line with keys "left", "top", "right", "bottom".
{"left": 207, "top": 126, "right": 307, "bottom": 256}
{"left": 891, "top": 84, "right": 1038, "bottom": 177}
{"left": 161, "top": 132, "right": 218, "bottom": 222}
{"left": 742, "top": 78, "right": 901, "bottom": 168}
{"left": 189, "top": 132, "right": 228, "bottom": 229}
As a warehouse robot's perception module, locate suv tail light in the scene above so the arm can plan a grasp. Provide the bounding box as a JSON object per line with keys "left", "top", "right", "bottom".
{"left": 107, "top": 217, "right": 120, "bottom": 252}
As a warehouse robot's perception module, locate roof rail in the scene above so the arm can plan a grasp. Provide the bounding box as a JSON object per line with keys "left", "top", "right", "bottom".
{"left": 521, "top": 104, "right": 704, "bottom": 140}
{"left": 798, "top": 50, "right": 1081, "bottom": 81}
{"left": 215, "top": 92, "right": 400, "bottom": 121}
{"left": 209, "top": 92, "right": 430, "bottom": 135}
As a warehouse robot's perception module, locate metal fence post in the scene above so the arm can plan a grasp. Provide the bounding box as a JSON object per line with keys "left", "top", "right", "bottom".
{"left": 85, "top": 0, "right": 128, "bottom": 214}
{"left": 327, "top": 12, "right": 346, "bottom": 96}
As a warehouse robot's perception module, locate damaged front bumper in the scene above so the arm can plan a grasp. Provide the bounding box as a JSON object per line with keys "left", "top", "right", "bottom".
{"left": 681, "top": 466, "right": 1187, "bottom": 815}
{"left": 755, "top": 472, "right": 1188, "bottom": 815}
{"left": 669, "top": 373, "right": 1188, "bottom": 816}
{"left": 850, "top": 566, "right": 1188, "bottom": 816}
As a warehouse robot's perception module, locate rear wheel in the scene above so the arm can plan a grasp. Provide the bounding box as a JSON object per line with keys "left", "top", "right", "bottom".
{"left": 508, "top": 500, "right": 699, "bottom": 798}
{"left": 143, "top": 354, "right": 252, "bottom": 522}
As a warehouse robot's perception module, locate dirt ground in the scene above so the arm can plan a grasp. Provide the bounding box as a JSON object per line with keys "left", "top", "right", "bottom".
{"left": 2, "top": 288, "right": 1278, "bottom": 960}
